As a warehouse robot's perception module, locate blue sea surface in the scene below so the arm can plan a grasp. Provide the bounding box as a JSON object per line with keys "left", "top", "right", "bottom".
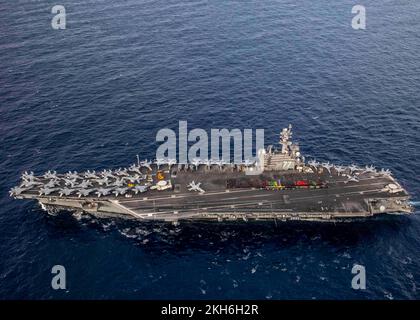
{"left": 0, "top": 0, "right": 419, "bottom": 299}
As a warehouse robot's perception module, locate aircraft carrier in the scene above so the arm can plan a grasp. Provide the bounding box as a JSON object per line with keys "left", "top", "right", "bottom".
{"left": 10, "top": 125, "right": 413, "bottom": 222}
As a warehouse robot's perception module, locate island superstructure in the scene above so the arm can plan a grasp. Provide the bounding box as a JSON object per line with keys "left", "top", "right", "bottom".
{"left": 10, "top": 125, "right": 412, "bottom": 222}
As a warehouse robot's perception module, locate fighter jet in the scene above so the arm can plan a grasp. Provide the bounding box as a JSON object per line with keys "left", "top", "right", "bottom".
{"left": 128, "top": 164, "right": 142, "bottom": 174}
{"left": 21, "top": 180, "right": 43, "bottom": 188}
{"left": 187, "top": 181, "right": 205, "bottom": 193}
{"left": 112, "top": 187, "right": 128, "bottom": 197}
{"left": 345, "top": 175, "right": 360, "bottom": 183}
{"left": 203, "top": 159, "right": 212, "bottom": 169}
{"left": 364, "top": 165, "right": 377, "bottom": 174}
{"left": 111, "top": 178, "right": 126, "bottom": 187}
{"left": 334, "top": 165, "right": 346, "bottom": 175}
{"left": 39, "top": 187, "right": 57, "bottom": 196}
{"left": 22, "top": 171, "right": 36, "bottom": 182}
{"left": 59, "top": 188, "right": 75, "bottom": 197}
{"left": 66, "top": 171, "right": 80, "bottom": 180}
{"left": 210, "top": 159, "right": 224, "bottom": 169}
{"left": 348, "top": 164, "right": 360, "bottom": 173}
{"left": 45, "top": 179, "right": 61, "bottom": 188}
{"left": 9, "top": 186, "right": 28, "bottom": 197}
{"left": 125, "top": 174, "right": 143, "bottom": 183}
{"left": 21, "top": 173, "right": 42, "bottom": 187}
{"left": 77, "top": 180, "right": 92, "bottom": 189}
{"left": 114, "top": 168, "right": 129, "bottom": 176}
{"left": 95, "top": 177, "right": 109, "bottom": 186}
{"left": 95, "top": 188, "right": 111, "bottom": 197}
{"left": 140, "top": 160, "right": 152, "bottom": 171}
{"left": 84, "top": 170, "right": 99, "bottom": 179}
{"left": 63, "top": 178, "right": 77, "bottom": 187}
{"left": 191, "top": 158, "right": 202, "bottom": 170}
{"left": 307, "top": 159, "right": 320, "bottom": 168}
{"left": 167, "top": 159, "right": 177, "bottom": 169}
{"left": 101, "top": 169, "right": 115, "bottom": 179}
{"left": 155, "top": 158, "right": 166, "bottom": 169}
{"left": 133, "top": 185, "right": 148, "bottom": 194}
{"left": 76, "top": 189, "right": 95, "bottom": 198}
{"left": 322, "top": 162, "right": 333, "bottom": 174}
{"left": 43, "top": 170, "right": 58, "bottom": 180}
{"left": 380, "top": 168, "right": 392, "bottom": 176}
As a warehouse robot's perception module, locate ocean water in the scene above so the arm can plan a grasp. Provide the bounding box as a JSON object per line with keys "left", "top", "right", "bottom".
{"left": 0, "top": 0, "right": 419, "bottom": 299}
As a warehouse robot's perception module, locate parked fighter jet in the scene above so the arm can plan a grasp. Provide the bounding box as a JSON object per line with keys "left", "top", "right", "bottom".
{"left": 155, "top": 158, "right": 167, "bottom": 169}
{"left": 45, "top": 179, "right": 61, "bottom": 188}
{"left": 167, "top": 159, "right": 177, "bottom": 168}
{"left": 114, "top": 168, "right": 129, "bottom": 176}
{"left": 59, "top": 188, "right": 75, "bottom": 197}
{"left": 140, "top": 160, "right": 152, "bottom": 171}
{"left": 95, "top": 177, "right": 109, "bottom": 186}
{"left": 101, "top": 170, "right": 116, "bottom": 179}
{"left": 66, "top": 171, "right": 80, "bottom": 180}
{"left": 43, "top": 170, "right": 58, "bottom": 180}
{"left": 22, "top": 171, "right": 36, "bottom": 182}
{"left": 348, "top": 164, "right": 360, "bottom": 173}
{"left": 191, "top": 158, "right": 202, "bottom": 170}
{"left": 334, "top": 165, "right": 346, "bottom": 175}
{"left": 129, "top": 164, "right": 142, "bottom": 174}
{"left": 110, "top": 178, "right": 124, "bottom": 187}
{"left": 133, "top": 185, "right": 148, "bottom": 194}
{"left": 349, "top": 176, "right": 360, "bottom": 183}
{"left": 84, "top": 170, "right": 99, "bottom": 179}
{"left": 187, "top": 181, "right": 205, "bottom": 193}
{"left": 380, "top": 168, "right": 392, "bottom": 176}
{"left": 95, "top": 188, "right": 111, "bottom": 197}
{"left": 113, "top": 187, "right": 128, "bottom": 197}
{"left": 307, "top": 160, "right": 320, "bottom": 168}
{"left": 63, "top": 178, "right": 77, "bottom": 187}
{"left": 21, "top": 180, "right": 43, "bottom": 188}
{"left": 77, "top": 189, "right": 95, "bottom": 198}
{"left": 77, "top": 180, "right": 92, "bottom": 188}
{"left": 39, "top": 187, "right": 57, "bottom": 196}
{"left": 125, "top": 174, "right": 143, "bottom": 183}
{"left": 322, "top": 162, "right": 334, "bottom": 174}
{"left": 344, "top": 175, "right": 359, "bottom": 183}
{"left": 203, "top": 159, "right": 212, "bottom": 169}
{"left": 210, "top": 159, "right": 224, "bottom": 169}
{"left": 364, "top": 165, "right": 377, "bottom": 174}
{"left": 9, "top": 186, "right": 27, "bottom": 197}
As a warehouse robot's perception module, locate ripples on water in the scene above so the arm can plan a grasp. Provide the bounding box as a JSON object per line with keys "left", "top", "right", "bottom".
{"left": 0, "top": 0, "right": 419, "bottom": 299}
